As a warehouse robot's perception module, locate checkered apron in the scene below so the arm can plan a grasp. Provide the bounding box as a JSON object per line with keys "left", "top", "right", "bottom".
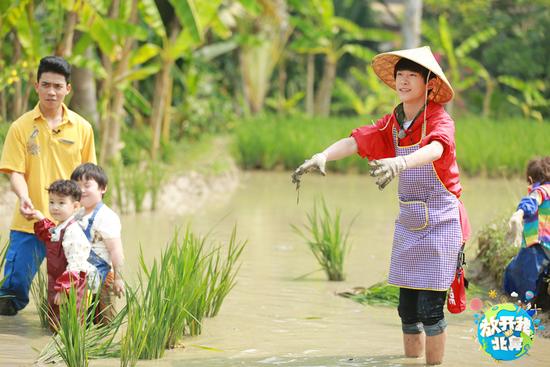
{"left": 387, "top": 123, "right": 462, "bottom": 291}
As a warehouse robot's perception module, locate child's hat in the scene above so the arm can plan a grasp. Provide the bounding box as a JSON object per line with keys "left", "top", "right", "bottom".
{"left": 372, "top": 46, "right": 454, "bottom": 104}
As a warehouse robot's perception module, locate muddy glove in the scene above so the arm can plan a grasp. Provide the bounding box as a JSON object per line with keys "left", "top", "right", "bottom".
{"left": 368, "top": 156, "right": 407, "bottom": 190}
{"left": 291, "top": 152, "right": 327, "bottom": 184}
{"left": 508, "top": 209, "right": 524, "bottom": 247}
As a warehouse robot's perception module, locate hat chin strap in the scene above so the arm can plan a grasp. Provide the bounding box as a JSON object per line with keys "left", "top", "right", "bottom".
{"left": 422, "top": 71, "right": 431, "bottom": 137}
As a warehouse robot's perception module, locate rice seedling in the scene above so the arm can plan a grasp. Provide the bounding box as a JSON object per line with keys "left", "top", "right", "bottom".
{"left": 0, "top": 239, "right": 8, "bottom": 288}
{"left": 37, "top": 299, "right": 126, "bottom": 365}
{"left": 205, "top": 226, "right": 246, "bottom": 318}
{"left": 148, "top": 160, "right": 166, "bottom": 211}
{"left": 292, "top": 197, "right": 355, "bottom": 281}
{"left": 51, "top": 286, "right": 89, "bottom": 367}
{"left": 120, "top": 231, "right": 205, "bottom": 361}
{"left": 107, "top": 160, "right": 125, "bottom": 213}
{"left": 125, "top": 166, "right": 148, "bottom": 213}
{"left": 120, "top": 285, "right": 148, "bottom": 367}
{"left": 30, "top": 262, "right": 50, "bottom": 329}
{"left": 343, "top": 282, "right": 400, "bottom": 307}
{"left": 120, "top": 226, "right": 246, "bottom": 363}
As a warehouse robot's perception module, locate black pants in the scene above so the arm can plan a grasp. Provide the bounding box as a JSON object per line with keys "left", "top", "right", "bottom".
{"left": 398, "top": 288, "right": 447, "bottom": 335}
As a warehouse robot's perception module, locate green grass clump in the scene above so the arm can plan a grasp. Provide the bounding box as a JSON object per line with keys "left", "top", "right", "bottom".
{"left": 292, "top": 198, "right": 354, "bottom": 281}
{"left": 477, "top": 218, "right": 518, "bottom": 287}
{"left": 120, "top": 226, "right": 245, "bottom": 365}
{"left": 205, "top": 226, "right": 246, "bottom": 318}
{"left": 30, "top": 263, "right": 50, "bottom": 329}
{"left": 349, "top": 282, "right": 400, "bottom": 307}
{"left": 38, "top": 301, "right": 125, "bottom": 365}
{"left": 233, "top": 115, "right": 549, "bottom": 177}
{"left": 51, "top": 287, "right": 89, "bottom": 367}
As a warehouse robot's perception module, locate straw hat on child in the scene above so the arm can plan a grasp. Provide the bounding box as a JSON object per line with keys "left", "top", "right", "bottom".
{"left": 372, "top": 46, "right": 454, "bottom": 104}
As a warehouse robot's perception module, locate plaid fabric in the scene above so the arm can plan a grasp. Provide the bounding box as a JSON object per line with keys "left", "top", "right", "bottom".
{"left": 388, "top": 127, "right": 462, "bottom": 291}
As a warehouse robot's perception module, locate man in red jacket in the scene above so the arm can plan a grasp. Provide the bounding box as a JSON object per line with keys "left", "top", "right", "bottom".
{"left": 292, "top": 46, "right": 470, "bottom": 365}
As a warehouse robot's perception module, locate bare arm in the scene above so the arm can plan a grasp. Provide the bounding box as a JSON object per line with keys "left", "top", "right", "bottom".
{"left": 105, "top": 237, "right": 125, "bottom": 297}
{"left": 10, "top": 172, "right": 34, "bottom": 219}
{"left": 321, "top": 137, "right": 358, "bottom": 161}
{"left": 402, "top": 141, "right": 443, "bottom": 168}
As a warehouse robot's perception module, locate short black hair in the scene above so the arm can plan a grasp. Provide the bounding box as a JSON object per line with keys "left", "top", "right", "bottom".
{"left": 71, "top": 163, "right": 108, "bottom": 189}
{"left": 47, "top": 180, "right": 81, "bottom": 201}
{"left": 37, "top": 56, "right": 71, "bottom": 83}
{"left": 394, "top": 58, "right": 436, "bottom": 82}
{"left": 526, "top": 156, "right": 550, "bottom": 184}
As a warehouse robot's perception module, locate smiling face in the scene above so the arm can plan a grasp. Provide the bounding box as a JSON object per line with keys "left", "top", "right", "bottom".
{"left": 395, "top": 70, "right": 432, "bottom": 105}
{"left": 75, "top": 179, "right": 106, "bottom": 212}
{"left": 34, "top": 72, "right": 71, "bottom": 112}
{"left": 49, "top": 193, "right": 80, "bottom": 223}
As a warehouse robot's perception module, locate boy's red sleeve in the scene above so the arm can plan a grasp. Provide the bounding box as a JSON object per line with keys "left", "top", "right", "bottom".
{"left": 34, "top": 218, "right": 56, "bottom": 243}
{"left": 350, "top": 114, "right": 395, "bottom": 160}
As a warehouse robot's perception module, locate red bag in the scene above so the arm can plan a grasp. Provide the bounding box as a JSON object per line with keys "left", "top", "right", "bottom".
{"left": 447, "top": 268, "right": 466, "bottom": 313}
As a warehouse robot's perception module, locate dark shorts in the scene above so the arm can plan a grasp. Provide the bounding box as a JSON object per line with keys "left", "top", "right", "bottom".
{"left": 398, "top": 287, "right": 447, "bottom": 327}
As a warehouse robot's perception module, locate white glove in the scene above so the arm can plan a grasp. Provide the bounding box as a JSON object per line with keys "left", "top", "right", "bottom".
{"left": 291, "top": 153, "right": 327, "bottom": 184}
{"left": 368, "top": 156, "right": 407, "bottom": 190}
{"left": 508, "top": 209, "right": 524, "bottom": 247}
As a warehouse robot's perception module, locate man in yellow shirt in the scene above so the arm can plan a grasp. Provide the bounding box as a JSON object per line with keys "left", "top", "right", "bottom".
{"left": 0, "top": 56, "right": 96, "bottom": 315}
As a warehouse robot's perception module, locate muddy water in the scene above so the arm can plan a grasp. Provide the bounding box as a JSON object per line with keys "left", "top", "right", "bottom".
{"left": 2, "top": 172, "right": 550, "bottom": 367}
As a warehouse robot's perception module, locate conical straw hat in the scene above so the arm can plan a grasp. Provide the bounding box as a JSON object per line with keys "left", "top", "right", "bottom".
{"left": 372, "top": 46, "right": 454, "bottom": 104}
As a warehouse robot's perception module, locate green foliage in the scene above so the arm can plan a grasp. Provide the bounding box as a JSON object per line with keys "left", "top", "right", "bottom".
{"left": 477, "top": 218, "right": 518, "bottom": 287}
{"left": 38, "top": 300, "right": 126, "bottom": 365}
{"left": 171, "top": 62, "right": 237, "bottom": 141}
{"left": 455, "top": 117, "right": 550, "bottom": 177}
{"left": 52, "top": 287, "right": 89, "bottom": 367}
{"left": 349, "top": 282, "right": 400, "bottom": 307}
{"left": 333, "top": 66, "right": 396, "bottom": 116}
{"left": 120, "top": 226, "right": 245, "bottom": 362}
{"left": 233, "top": 115, "right": 550, "bottom": 177}
{"left": 0, "top": 239, "right": 8, "bottom": 288}
{"left": 424, "top": 0, "right": 550, "bottom": 118}
{"left": 497, "top": 76, "right": 548, "bottom": 122}
{"left": 205, "top": 226, "right": 246, "bottom": 318}
{"left": 30, "top": 263, "right": 49, "bottom": 329}
{"left": 292, "top": 197, "right": 354, "bottom": 281}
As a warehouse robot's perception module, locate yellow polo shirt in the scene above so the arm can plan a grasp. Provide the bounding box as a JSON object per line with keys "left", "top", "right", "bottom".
{"left": 0, "top": 104, "right": 96, "bottom": 233}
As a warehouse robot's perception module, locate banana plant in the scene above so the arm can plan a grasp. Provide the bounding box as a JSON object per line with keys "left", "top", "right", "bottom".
{"left": 0, "top": 0, "right": 54, "bottom": 120}
{"left": 143, "top": 0, "right": 224, "bottom": 159}
{"left": 498, "top": 76, "right": 548, "bottom": 122}
{"left": 423, "top": 14, "right": 497, "bottom": 116}
{"left": 220, "top": 0, "right": 292, "bottom": 115}
{"left": 289, "top": 0, "right": 395, "bottom": 116}
{"left": 334, "top": 66, "right": 395, "bottom": 117}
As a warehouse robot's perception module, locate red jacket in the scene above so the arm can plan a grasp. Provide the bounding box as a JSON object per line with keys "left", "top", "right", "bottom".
{"left": 351, "top": 102, "right": 471, "bottom": 242}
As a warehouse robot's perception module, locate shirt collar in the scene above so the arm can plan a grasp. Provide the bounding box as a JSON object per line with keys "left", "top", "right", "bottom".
{"left": 31, "top": 103, "right": 73, "bottom": 125}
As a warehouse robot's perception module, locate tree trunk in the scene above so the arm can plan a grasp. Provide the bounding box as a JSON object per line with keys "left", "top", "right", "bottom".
{"left": 55, "top": 11, "right": 78, "bottom": 57}
{"left": 306, "top": 54, "right": 314, "bottom": 117}
{"left": 69, "top": 47, "right": 99, "bottom": 126}
{"left": 314, "top": 56, "right": 337, "bottom": 117}
{"left": 402, "top": 0, "right": 423, "bottom": 49}
{"left": 150, "top": 58, "right": 173, "bottom": 160}
{"left": 13, "top": 35, "right": 23, "bottom": 119}
{"left": 482, "top": 77, "right": 494, "bottom": 118}
{"left": 277, "top": 52, "right": 287, "bottom": 114}
{"left": 161, "top": 75, "right": 173, "bottom": 143}
{"left": 99, "top": 0, "right": 138, "bottom": 165}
